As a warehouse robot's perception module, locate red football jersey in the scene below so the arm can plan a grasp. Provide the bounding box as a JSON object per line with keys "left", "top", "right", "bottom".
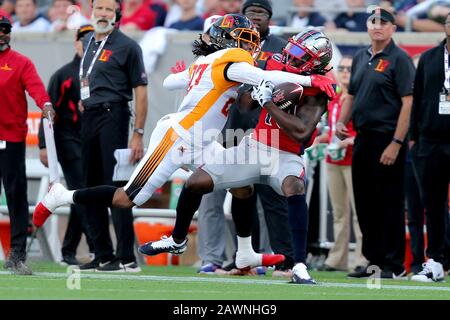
{"left": 252, "top": 55, "right": 325, "bottom": 154}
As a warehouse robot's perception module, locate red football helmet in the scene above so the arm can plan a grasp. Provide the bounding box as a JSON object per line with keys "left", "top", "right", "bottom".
{"left": 282, "top": 29, "right": 333, "bottom": 75}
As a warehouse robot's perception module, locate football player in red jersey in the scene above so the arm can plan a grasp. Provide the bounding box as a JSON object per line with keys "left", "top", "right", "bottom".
{"left": 142, "top": 29, "right": 335, "bottom": 284}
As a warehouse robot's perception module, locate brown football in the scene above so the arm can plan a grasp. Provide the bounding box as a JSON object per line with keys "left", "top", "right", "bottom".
{"left": 271, "top": 82, "right": 303, "bottom": 114}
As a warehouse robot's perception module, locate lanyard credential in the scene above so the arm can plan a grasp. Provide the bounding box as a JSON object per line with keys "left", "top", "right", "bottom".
{"left": 79, "top": 34, "right": 109, "bottom": 80}
{"left": 444, "top": 46, "right": 450, "bottom": 91}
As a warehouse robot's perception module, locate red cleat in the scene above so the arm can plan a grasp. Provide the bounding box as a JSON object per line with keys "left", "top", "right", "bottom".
{"left": 261, "top": 254, "right": 285, "bottom": 267}
{"left": 33, "top": 202, "right": 52, "bottom": 227}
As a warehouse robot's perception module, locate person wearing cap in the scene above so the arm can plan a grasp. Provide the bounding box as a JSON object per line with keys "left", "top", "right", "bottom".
{"left": 37, "top": 25, "right": 96, "bottom": 267}
{"left": 336, "top": 7, "right": 415, "bottom": 279}
{"left": 407, "top": 13, "right": 450, "bottom": 282}
{"left": 216, "top": 0, "right": 296, "bottom": 277}
{"left": 0, "top": 15, "right": 55, "bottom": 275}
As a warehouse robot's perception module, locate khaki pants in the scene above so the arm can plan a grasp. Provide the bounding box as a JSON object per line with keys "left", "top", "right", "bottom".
{"left": 325, "top": 163, "right": 367, "bottom": 270}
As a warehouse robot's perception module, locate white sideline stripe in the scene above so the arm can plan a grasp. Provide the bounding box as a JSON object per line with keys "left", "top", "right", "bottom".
{"left": 1, "top": 271, "right": 449, "bottom": 292}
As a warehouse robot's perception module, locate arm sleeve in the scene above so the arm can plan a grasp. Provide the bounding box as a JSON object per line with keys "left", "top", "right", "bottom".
{"left": 226, "top": 62, "right": 312, "bottom": 87}
{"left": 163, "top": 70, "right": 190, "bottom": 90}
{"left": 409, "top": 54, "right": 424, "bottom": 141}
{"left": 126, "top": 43, "right": 148, "bottom": 88}
{"left": 21, "top": 59, "right": 51, "bottom": 109}
{"left": 394, "top": 53, "right": 416, "bottom": 97}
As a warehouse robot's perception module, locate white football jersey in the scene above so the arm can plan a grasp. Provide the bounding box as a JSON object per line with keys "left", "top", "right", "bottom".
{"left": 169, "top": 48, "right": 254, "bottom": 146}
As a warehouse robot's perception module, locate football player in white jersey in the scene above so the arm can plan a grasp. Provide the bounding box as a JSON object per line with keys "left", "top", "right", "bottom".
{"left": 142, "top": 29, "right": 335, "bottom": 284}
{"left": 33, "top": 15, "right": 336, "bottom": 269}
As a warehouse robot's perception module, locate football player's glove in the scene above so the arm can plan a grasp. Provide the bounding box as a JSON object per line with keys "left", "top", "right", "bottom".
{"left": 251, "top": 79, "right": 274, "bottom": 107}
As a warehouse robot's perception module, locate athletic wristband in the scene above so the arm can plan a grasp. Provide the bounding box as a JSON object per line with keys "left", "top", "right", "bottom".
{"left": 392, "top": 137, "right": 403, "bottom": 145}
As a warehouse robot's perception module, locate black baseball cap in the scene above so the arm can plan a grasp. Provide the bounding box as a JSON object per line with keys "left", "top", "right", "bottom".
{"left": 76, "top": 24, "right": 94, "bottom": 41}
{"left": 0, "top": 15, "right": 12, "bottom": 28}
{"left": 369, "top": 7, "right": 395, "bottom": 24}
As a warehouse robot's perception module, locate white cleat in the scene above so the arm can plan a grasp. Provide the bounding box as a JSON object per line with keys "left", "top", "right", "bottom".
{"left": 411, "top": 259, "right": 445, "bottom": 283}
{"left": 291, "top": 263, "right": 317, "bottom": 285}
{"left": 33, "top": 183, "right": 70, "bottom": 227}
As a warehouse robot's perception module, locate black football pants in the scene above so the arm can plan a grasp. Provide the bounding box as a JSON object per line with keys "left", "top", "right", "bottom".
{"left": 81, "top": 104, "right": 136, "bottom": 263}
{"left": 352, "top": 131, "right": 406, "bottom": 274}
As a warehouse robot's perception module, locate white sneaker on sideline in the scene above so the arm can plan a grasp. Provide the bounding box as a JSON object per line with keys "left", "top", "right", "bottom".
{"left": 411, "top": 259, "right": 445, "bottom": 283}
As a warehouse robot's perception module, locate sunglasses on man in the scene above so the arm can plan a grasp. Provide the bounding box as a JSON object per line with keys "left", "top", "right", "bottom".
{"left": 0, "top": 26, "right": 11, "bottom": 34}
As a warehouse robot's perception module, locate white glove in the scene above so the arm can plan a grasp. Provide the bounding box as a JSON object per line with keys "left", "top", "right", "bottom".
{"left": 251, "top": 79, "right": 274, "bottom": 107}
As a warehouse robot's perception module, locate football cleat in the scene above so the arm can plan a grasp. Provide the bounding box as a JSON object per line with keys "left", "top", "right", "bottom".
{"left": 33, "top": 183, "right": 69, "bottom": 227}
{"left": 138, "top": 235, "right": 188, "bottom": 256}
{"left": 235, "top": 250, "right": 285, "bottom": 269}
{"left": 411, "top": 259, "right": 445, "bottom": 283}
{"left": 291, "top": 263, "right": 317, "bottom": 285}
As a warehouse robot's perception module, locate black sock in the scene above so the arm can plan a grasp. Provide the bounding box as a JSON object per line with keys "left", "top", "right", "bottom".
{"left": 172, "top": 186, "right": 203, "bottom": 241}
{"left": 73, "top": 186, "right": 117, "bottom": 207}
{"left": 231, "top": 193, "right": 256, "bottom": 238}
{"left": 287, "top": 194, "right": 308, "bottom": 264}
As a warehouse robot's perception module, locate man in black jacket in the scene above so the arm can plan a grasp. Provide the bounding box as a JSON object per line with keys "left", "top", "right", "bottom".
{"left": 409, "top": 13, "right": 450, "bottom": 283}
{"left": 38, "top": 25, "right": 95, "bottom": 266}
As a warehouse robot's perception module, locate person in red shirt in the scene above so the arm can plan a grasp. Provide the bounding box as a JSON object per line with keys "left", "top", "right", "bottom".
{"left": 0, "top": 15, "right": 54, "bottom": 275}
{"left": 120, "top": 0, "right": 156, "bottom": 31}
{"left": 314, "top": 55, "right": 367, "bottom": 273}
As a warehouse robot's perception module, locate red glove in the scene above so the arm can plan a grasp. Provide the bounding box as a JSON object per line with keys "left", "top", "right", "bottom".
{"left": 310, "top": 75, "right": 336, "bottom": 100}
{"left": 170, "top": 60, "right": 186, "bottom": 74}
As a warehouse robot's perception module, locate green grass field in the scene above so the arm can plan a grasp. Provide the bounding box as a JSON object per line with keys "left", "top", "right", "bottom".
{"left": 0, "top": 261, "right": 449, "bottom": 300}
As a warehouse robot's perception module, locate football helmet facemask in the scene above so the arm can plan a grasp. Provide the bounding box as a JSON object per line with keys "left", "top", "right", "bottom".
{"left": 209, "top": 14, "right": 261, "bottom": 56}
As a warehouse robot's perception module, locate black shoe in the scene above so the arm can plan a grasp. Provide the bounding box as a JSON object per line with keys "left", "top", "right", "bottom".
{"left": 11, "top": 260, "right": 33, "bottom": 275}
{"left": 96, "top": 259, "right": 122, "bottom": 272}
{"left": 120, "top": 261, "right": 141, "bottom": 273}
{"left": 222, "top": 262, "right": 236, "bottom": 272}
{"left": 79, "top": 258, "right": 104, "bottom": 271}
{"left": 347, "top": 265, "right": 371, "bottom": 278}
{"left": 317, "top": 264, "right": 342, "bottom": 272}
{"left": 60, "top": 256, "right": 79, "bottom": 266}
{"left": 380, "top": 269, "right": 407, "bottom": 280}
{"left": 3, "top": 259, "right": 13, "bottom": 270}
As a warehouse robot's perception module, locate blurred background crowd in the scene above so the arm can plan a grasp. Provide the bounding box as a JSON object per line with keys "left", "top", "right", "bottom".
{"left": 1, "top": 0, "right": 449, "bottom": 34}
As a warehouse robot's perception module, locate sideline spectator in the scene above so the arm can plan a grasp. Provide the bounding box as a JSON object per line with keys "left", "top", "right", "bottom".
{"left": 37, "top": 25, "right": 95, "bottom": 266}
{"left": 0, "top": 15, "right": 54, "bottom": 275}
{"left": 169, "top": 0, "right": 204, "bottom": 30}
{"left": 336, "top": 8, "right": 415, "bottom": 279}
{"left": 12, "top": 0, "right": 51, "bottom": 32}
{"left": 408, "top": 13, "right": 450, "bottom": 282}
{"left": 394, "top": 0, "right": 450, "bottom": 32}
{"left": 201, "top": 0, "right": 225, "bottom": 18}
{"left": 0, "top": 0, "right": 14, "bottom": 18}
{"left": 149, "top": 0, "right": 168, "bottom": 27}
{"left": 316, "top": 56, "right": 367, "bottom": 273}
{"left": 327, "top": 0, "right": 370, "bottom": 32}
{"left": 76, "top": 0, "right": 148, "bottom": 272}
{"left": 0, "top": 0, "right": 13, "bottom": 22}
{"left": 120, "top": 0, "right": 156, "bottom": 31}
{"left": 48, "top": 0, "right": 89, "bottom": 32}
{"left": 219, "top": 0, "right": 242, "bottom": 14}
{"left": 289, "top": 0, "right": 327, "bottom": 29}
